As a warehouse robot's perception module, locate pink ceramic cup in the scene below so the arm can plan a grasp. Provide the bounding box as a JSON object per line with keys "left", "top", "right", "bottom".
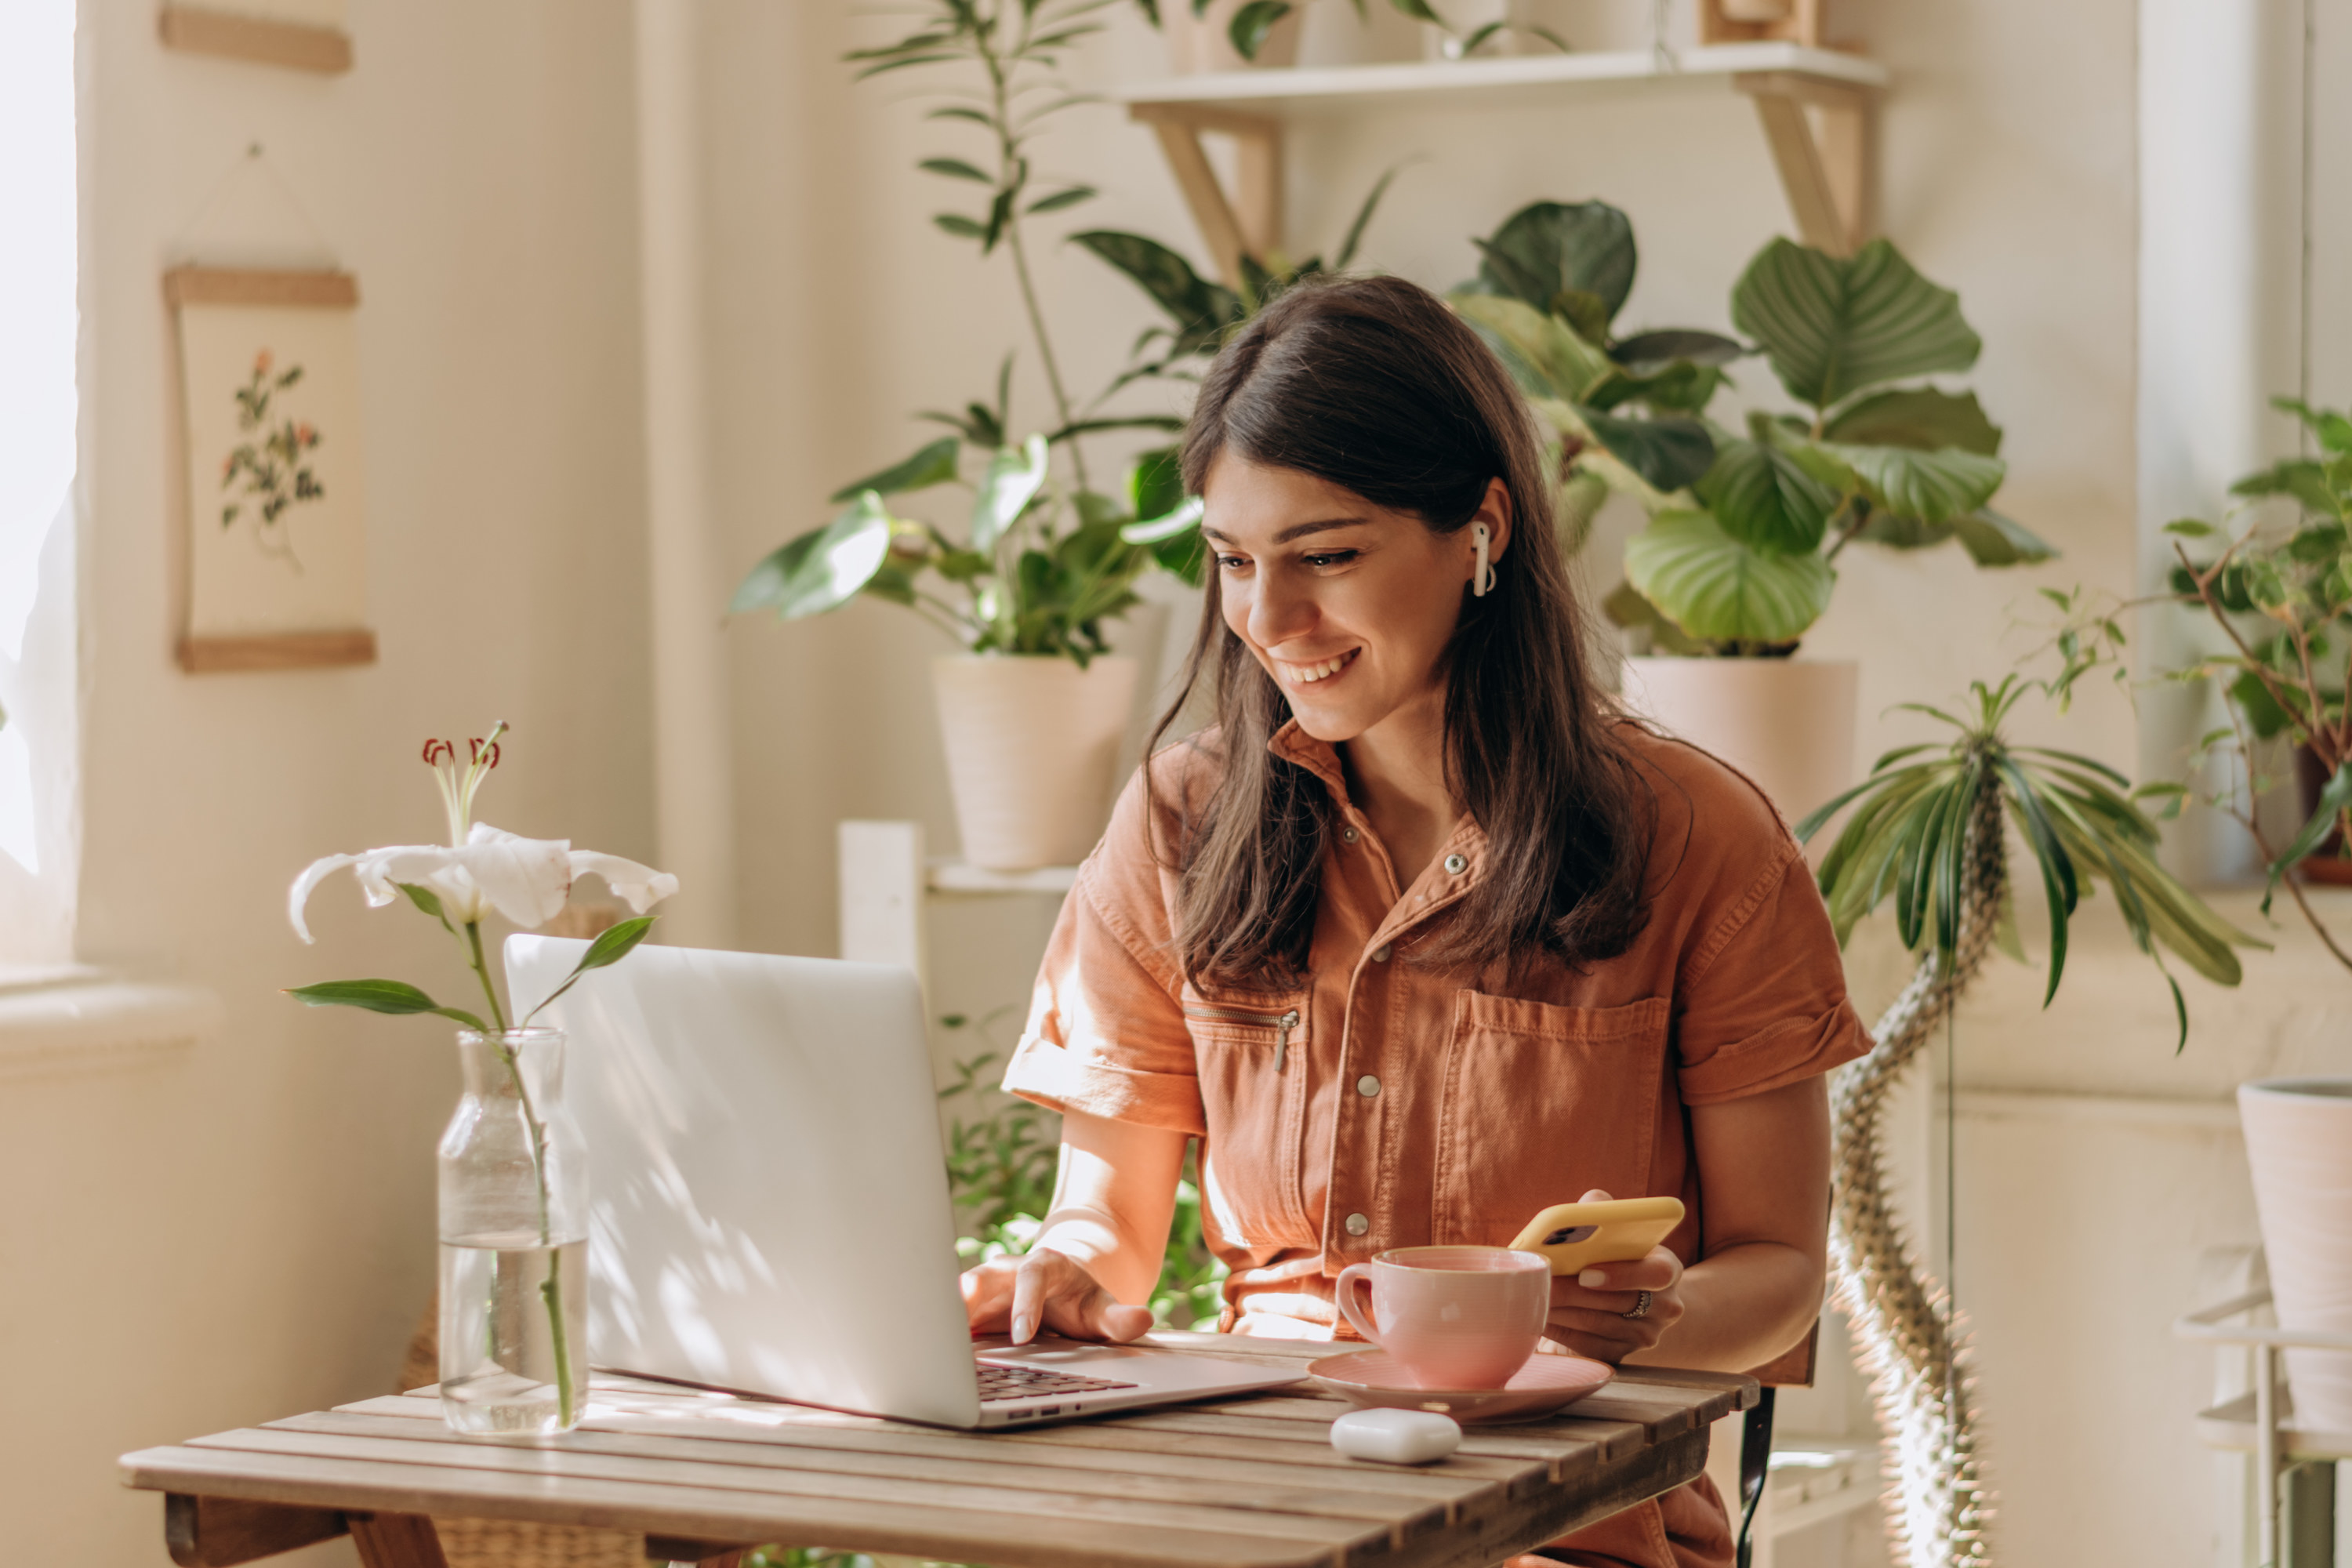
{"left": 1334, "top": 1245, "right": 1551, "bottom": 1389}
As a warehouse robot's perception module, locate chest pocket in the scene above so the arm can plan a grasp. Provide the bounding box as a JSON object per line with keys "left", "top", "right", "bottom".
{"left": 1431, "top": 992, "right": 1670, "bottom": 1245}
{"left": 1181, "top": 985, "right": 1312, "bottom": 1238}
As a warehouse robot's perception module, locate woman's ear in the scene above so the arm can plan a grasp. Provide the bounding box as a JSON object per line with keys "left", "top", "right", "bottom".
{"left": 1477, "top": 477, "right": 1514, "bottom": 562}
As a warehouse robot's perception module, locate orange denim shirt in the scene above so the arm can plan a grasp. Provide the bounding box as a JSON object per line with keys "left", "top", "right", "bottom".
{"left": 1002, "top": 719, "right": 1871, "bottom": 1568}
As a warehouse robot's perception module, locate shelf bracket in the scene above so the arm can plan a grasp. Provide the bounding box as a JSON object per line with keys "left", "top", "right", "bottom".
{"left": 1128, "top": 103, "right": 1283, "bottom": 291}
{"left": 1735, "top": 71, "right": 1878, "bottom": 257}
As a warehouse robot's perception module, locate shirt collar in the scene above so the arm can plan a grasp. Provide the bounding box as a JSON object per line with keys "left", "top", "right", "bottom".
{"left": 1267, "top": 719, "right": 1352, "bottom": 800}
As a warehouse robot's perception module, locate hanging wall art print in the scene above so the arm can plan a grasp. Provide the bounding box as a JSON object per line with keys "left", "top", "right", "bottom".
{"left": 166, "top": 267, "right": 375, "bottom": 672}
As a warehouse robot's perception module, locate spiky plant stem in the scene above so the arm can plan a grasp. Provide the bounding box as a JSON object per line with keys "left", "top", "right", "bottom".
{"left": 1830, "top": 769, "right": 2002, "bottom": 1566}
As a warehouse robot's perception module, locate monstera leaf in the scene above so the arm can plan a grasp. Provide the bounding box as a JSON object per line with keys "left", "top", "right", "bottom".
{"left": 731, "top": 492, "right": 896, "bottom": 619}
{"left": 1472, "top": 201, "right": 1638, "bottom": 333}
{"left": 1623, "top": 510, "right": 1835, "bottom": 644}
{"left": 1732, "top": 238, "right": 1983, "bottom": 411}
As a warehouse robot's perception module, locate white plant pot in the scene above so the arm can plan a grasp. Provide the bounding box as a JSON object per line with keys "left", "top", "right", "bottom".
{"left": 1164, "top": 0, "right": 1306, "bottom": 73}
{"left": 932, "top": 654, "right": 1140, "bottom": 871}
{"left": 1619, "top": 657, "right": 1859, "bottom": 837}
{"left": 2239, "top": 1079, "right": 2352, "bottom": 1429}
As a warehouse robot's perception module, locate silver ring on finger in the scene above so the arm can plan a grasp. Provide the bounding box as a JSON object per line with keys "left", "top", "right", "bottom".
{"left": 1622, "top": 1290, "right": 1652, "bottom": 1321}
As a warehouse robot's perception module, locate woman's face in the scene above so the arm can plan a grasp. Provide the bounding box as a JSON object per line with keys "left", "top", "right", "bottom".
{"left": 1201, "top": 452, "right": 1509, "bottom": 746}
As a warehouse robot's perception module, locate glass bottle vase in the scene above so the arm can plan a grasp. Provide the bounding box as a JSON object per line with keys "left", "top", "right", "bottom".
{"left": 437, "top": 1027, "right": 588, "bottom": 1435}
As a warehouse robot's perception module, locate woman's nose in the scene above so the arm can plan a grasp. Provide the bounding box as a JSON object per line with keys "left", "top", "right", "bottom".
{"left": 1247, "top": 570, "right": 1316, "bottom": 650}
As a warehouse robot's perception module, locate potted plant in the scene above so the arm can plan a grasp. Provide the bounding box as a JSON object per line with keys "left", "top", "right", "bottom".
{"left": 2165, "top": 396, "right": 2352, "bottom": 1430}
{"left": 1797, "top": 660, "right": 2256, "bottom": 1566}
{"left": 739, "top": 2, "right": 1222, "bottom": 870}
{"left": 1149, "top": 0, "right": 1562, "bottom": 69}
{"left": 1454, "top": 203, "right": 2059, "bottom": 826}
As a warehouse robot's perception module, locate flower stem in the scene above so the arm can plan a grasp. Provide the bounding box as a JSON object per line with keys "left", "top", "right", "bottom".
{"left": 463, "top": 920, "right": 575, "bottom": 1424}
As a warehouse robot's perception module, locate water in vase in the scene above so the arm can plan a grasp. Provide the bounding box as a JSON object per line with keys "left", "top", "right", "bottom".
{"left": 438, "top": 1231, "right": 587, "bottom": 1435}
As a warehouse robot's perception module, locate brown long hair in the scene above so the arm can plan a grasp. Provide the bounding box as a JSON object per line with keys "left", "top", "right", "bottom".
{"left": 1147, "top": 274, "right": 1654, "bottom": 987}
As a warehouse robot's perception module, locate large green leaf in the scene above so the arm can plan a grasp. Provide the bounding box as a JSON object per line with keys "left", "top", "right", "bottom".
{"left": 1610, "top": 329, "right": 1746, "bottom": 370}
{"left": 1071, "top": 230, "right": 1240, "bottom": 359}
{"left": 731, "top": 492, "right": 895, "bottom": 619}
{"left": 284, "top": 978, "right": 488, "bottom": 1033}
{"left": 1623, "top": 510, "right": 1835, "bottom": 644}
{"left": 1226, "top": 0, "right": 1292, "bottom": 59}
{"left": 1127, "top": 446, "right": 1185, "bottom": 524}
{"left": 1694, "top": 435, "right": 1838, "bottom": 553}
{"left": 1577, "top": 407, "right": 1714, "bottom": 495}
{"left": 1450, "top": 293, "right": 1613, "bottom": 403}
{"left": 1472, "top": 201, "right": 1637, "bottom": 327}
{"left": 826, "top": 437, "right": 961, "bottom": 503}
{"left": 1731, "top": 238, "right": 1983, "bottom": 409}
{"left": 2274, "top": 396, "right": 2352, "bottom": 455}
{"left": 970, "top": 435, "right": 1050, "bottom": 554}
{"left": 1823, "top": 387, "right": 2002, "bottom": 454}
{"left": 1952, "top": 508, "right": 2059, "bottom": 565}
{"left": 1824, "top": 441, "right": 2006, "bottom": 524}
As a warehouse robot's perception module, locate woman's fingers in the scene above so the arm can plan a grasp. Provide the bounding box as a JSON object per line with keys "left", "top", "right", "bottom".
{"left": 974, "top": 1249, "right": 1153, "bottom": 1345}
{"left": 1573, "top": 1246, "right": 1684, "bottom": 1294}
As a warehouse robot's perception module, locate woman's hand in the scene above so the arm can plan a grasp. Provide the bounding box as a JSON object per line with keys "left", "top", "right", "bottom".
{"left": 960, "top": 1247, "right": 1156, "bottom": 1345}
{"left": 1539, "top": 1189, "right": 1686, "bottom": 1364}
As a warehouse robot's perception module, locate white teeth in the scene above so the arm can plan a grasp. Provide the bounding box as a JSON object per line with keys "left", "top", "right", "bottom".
{"left": 1290, "top": 651, "right": 1355, "bottom": 684}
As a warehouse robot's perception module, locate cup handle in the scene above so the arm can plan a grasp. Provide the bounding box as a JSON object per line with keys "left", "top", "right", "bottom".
{"left": 1335, "top": 1263, "right": 1382, "bottom": 1347}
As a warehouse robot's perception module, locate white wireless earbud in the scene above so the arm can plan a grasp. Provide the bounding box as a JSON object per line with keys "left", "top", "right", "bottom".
{"left": 1472, "top": 523, "right": 1494, "bottom": 597}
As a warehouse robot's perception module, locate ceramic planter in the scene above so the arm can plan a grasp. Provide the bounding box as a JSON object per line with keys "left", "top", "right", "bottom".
{"left": 2238, "top": 1079, "right": 2352, "bottom": 1428}
{"left": 933, "top": 654, "right": 1140, "bottom": 871}
{"left": 1618, "top": 657, "right": 1859, "bottom": 835}
{"left": 1164, "top": 0, "right": 1306, "bottom": 73}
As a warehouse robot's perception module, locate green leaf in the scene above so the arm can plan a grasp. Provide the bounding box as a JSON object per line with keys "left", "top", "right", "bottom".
{"left": 1731, "top": 237, "right": 1983, "bottom": 410}
{"left": 2163, "top": 517, "right": 2217, "bottom": 539}
{"left": 2267, "top": 760, "right": 2352, "bottom": 902}
{"left": 285, "top": 979, "right": 488, "bottom": 1033}
{"left": 1577, "top": 407, "right": 1715, "bottom": 494}
{"left": 1388, "top": 0, "right": 1443, "bottom": 21}
{"left": 1694, "top": 435, "right": 1838, "bottom": 553}
{"left": 1450, "top": 293, "right": 1613, "bottom": 402}
{"left": 396, "top": 882, "right": 447, "bottom": 920}
{"left": 523, "top": 916, "right": 660, "bottom": 1024}
{"left": 1823, "top": 441, "right": 2006, "bottom": 524}
{"left": 1854, "top": 510, "right": 1955, "bottom": 549}
{"left": 1953, "top": 508, "right": 2060, "bottom": 565}
{"left": 1622, "top": 510, "right": 1835, "bottom": 644}
{"left": 971, "top": 435, "right": 1051, "bottom": 554}
{"left": 730, "top": 492, "right": 895, "bottom": 619}
{"left": 1072, "top": 231, "right": 1242, "bottom": 358}
{"left": 1122, "top": 494, "right": 1204, "bottom": 544}
{"left": 2232, "top": 458, "right": 2343, "bottom": 517}
{"left": 827, "top": 436, "right": 961, "bottom": 503}
{"left": 1822, "top": 387, "right": 2002, "bottom": 454}
{"left": 1027, "top": 185, "right": 1097, "bottom": 214}
{"left": 1471, "top": 200, "right": 1637, "bottom": 325}
{"left": 935, "top": 212, "right": 987, "bottom": 240}
{"left": 1226, "top": 0, "right": 1291, "bottom": 58}
{"left": 2274, "top": 396, "right": 2352, "bottom": 455}
{"left": 1127, "top": 446, "right": 1185, "bottom": 524}
{"left": 1610, "top": 329, "right": 1747, "bottom": 370}
{"left": 1334, "top": 163, "right": 1406, "bottom": 270}
{"left": 1601, "top": 578, "right": 1705, "bottom": 655}
{"left": 919, "top": 157, "right": 993, "bottom": 183}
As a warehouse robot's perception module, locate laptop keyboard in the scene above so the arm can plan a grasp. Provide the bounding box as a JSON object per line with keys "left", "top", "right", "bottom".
{"left": 975, "top": 1361, "right": 1141, "bottom": 1403}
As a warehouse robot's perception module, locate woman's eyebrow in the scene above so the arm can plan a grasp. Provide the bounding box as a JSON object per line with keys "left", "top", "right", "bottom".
{"left": 1200, "top": 517, "right": 1374, "bottom": 546}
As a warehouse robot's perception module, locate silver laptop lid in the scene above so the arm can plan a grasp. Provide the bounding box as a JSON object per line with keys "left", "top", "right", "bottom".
{"left": 504, "top": 935, "right": 984, "bottom": 1428}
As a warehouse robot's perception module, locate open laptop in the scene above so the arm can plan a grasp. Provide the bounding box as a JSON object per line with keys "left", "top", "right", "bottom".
{"left": 504, "top": 935, "right": 1304, "bottom": 1428}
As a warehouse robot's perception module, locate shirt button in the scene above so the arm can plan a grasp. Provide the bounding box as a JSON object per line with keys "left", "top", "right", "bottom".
{"left": 1344, "top": 1213, "right": 1370, "bottom": 1236}
{"left": 1341, "top": 827, "right": 1359, "bottom": 844}
{"left": 1371, "top": 945, "right": 1391, "bottom": 963}
{"left": 1443, "top": 853, "right": 1468, "bottom": 875}
{"left": 1356, "top": 1075, "right": 1381, "bottom": 1098}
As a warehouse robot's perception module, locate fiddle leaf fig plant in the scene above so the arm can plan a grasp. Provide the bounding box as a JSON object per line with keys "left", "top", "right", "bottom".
{"left": 1589, "top": 233, "right": 2060, "bottom": 655}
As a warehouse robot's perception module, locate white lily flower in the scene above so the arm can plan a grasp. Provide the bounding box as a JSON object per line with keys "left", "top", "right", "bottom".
{"left": 289, "top": 822, "right": 679, "bottom": 944}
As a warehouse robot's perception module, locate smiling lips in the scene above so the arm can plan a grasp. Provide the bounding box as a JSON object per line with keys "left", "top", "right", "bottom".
{"left": 1283, "top": 648, "right": 1360, "bottom": 686}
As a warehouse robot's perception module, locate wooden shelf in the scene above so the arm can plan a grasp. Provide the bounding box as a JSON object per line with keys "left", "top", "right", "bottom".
{"left": 1117, "top": 42, "right": 1884, "bottom": 288}
{"left": 1112, "top": 42, "right": 1885, "bottom": 112}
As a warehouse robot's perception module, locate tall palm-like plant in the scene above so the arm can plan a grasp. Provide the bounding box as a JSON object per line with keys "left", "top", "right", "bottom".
{"left": 1791, "top": 671, "right": 2257, "bottom": 1568}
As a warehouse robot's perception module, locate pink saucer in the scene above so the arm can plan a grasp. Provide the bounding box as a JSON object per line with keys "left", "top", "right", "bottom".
{"left": 1306, "top": 1348, "right": 1614, "bottom": 1424}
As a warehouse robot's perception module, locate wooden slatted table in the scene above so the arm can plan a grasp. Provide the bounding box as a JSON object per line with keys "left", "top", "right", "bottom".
{"left": 124, "top": 1332, "right": 1755, "bottom": 1568}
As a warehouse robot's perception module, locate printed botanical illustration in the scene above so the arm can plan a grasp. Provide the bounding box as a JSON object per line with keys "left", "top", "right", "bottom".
{"left": 220, "top": 348, "right": 325, "bottom": 569}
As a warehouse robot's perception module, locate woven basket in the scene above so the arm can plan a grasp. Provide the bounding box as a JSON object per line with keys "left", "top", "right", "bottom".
{"left": 400, "top": 1295, "right": 648, "bottom": 1568}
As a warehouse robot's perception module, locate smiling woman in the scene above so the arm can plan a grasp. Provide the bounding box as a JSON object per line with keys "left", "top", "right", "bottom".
{"left": 961, "top": 277, "right": 1876, "bottom": 1568}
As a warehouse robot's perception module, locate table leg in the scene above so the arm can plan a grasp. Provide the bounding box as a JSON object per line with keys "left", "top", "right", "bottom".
{"left": 166, "top": 1496, "right": 347, "bottom": 1567}
{"left": 347, "top": 1514, "right": 449, "bottom": 1568}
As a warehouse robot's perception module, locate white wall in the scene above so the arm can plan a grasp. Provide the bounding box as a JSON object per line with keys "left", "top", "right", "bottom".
{"left": 0, "top": 2, "right": 653, "bottom": 1560}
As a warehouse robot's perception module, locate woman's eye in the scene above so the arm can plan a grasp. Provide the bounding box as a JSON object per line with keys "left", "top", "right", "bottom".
{"left": 1301, "top": 551, "right": 1359, "bottom": 569}
{"left": 1215, "top": 554, "right": 1251, "bottom": 572}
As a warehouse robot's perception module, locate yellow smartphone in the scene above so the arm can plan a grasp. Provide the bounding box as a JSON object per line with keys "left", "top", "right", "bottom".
{"left": 1508, "top": 1196, "right": 1686, "bottom": 1276}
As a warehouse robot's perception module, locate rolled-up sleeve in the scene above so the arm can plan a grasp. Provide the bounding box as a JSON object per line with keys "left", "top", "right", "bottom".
{"left": 1000, "top": 775, "right": 1206, "bottom": 1135}
{"left": 1673, "top": 845, "right": 1871, "bottom": 1106}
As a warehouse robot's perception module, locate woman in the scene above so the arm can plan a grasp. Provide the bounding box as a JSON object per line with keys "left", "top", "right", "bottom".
{"left": 960, "top": 275, "right": 1868, "bottom": 1567}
